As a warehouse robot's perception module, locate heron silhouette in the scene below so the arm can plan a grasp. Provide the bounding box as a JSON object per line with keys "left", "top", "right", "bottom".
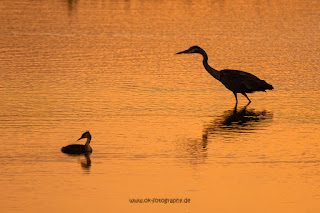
{"left": 177, "top": 46, "right": 273, "bottom": 106}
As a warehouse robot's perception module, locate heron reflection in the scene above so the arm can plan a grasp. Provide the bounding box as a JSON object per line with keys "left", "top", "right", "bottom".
{"left": 202, "top": 105, "right": 273, "bottom": 148}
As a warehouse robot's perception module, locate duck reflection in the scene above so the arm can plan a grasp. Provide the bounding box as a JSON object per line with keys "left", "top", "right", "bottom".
{"left": 66, "top": 0, "right": 78, "bottom": 14}
{"left": 81, "top": 152, "right": 91, "bottom": 169}
{"left": 202, "top": 105, "right": 273, "bottom": 148}
{"left": 61, "top": 152, "right": 92, "bottom": 169}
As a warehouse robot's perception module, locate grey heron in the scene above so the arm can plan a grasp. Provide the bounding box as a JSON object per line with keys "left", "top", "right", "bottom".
{"left": 177, "top": 46, "right": 273, "bottom": 105}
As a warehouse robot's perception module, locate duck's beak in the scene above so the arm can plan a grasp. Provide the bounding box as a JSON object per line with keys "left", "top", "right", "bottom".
{"left": 176, "top": 49, "right": 189, "bottom": 54}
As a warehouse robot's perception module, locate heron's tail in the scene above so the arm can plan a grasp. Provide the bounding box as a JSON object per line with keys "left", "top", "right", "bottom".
{"left": 265, "top": 82, "right": 274, "bottom": 90}
{"left": 257, "top": 80, "right": 273, "bottom": 92}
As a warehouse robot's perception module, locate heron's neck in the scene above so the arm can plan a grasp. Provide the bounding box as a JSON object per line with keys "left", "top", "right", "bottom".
{"left": 200, "top": 50, "right": 220, "bottom": 81}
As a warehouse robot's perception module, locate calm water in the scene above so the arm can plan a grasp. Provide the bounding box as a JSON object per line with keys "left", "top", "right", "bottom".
{"left": 0, "top": 0, "right": 319, "bottom": 212}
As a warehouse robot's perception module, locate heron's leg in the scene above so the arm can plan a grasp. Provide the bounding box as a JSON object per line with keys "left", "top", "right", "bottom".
{"left": 242, "top": 93, "right": 251, "bottom": 104}
{"left": 233, "top": 92, "right": 238, "bottom": 108}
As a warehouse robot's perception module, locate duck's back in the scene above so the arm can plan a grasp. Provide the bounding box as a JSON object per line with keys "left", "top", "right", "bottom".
{"left": 61, "top": 144, "right": 89, "bottom": 154}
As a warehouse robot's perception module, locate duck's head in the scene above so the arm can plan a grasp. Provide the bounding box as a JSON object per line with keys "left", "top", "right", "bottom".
{"left": 176, "top": 46, "right": 204, "bottom": 54}
{"left": 78, "top": 131, "right": 92, "bottom": 141}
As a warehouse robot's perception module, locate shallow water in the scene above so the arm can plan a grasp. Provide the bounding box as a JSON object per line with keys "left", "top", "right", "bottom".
{"left": 0, "top": 0, "right": 319, "bottom": 212}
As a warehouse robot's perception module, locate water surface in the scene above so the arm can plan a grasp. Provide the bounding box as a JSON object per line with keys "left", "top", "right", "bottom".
{"left": 0, "top": 0, "right": 319, "bottom": 212}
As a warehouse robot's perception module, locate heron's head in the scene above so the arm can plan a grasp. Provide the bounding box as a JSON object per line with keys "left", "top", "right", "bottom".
{"left": 78, "top": 131, "right": 91, "bottom": 141}
{"left": 176, "top": 46, "right": 203, "bottom": 54}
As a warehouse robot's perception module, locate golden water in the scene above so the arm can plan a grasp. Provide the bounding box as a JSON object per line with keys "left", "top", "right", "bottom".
{"left": 0, "top": 0, "right": 319, "bottom": 212}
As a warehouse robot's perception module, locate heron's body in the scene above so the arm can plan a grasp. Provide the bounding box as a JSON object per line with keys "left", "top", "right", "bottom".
{"left": 177, "top": 46, "right": 273, "bottom": 105}
{"left": 219, "top": 69, "right": 273, "bottom": 94}
{"left": 61, "top": 131, "right": 92, "bottom": 154}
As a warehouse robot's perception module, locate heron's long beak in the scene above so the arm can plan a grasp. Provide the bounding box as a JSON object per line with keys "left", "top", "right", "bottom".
{"left": 77, "top": 137, "right": 83, "bottom": 141}
{"left": 176, "top": 49, "right": 189, "bottom": 54}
